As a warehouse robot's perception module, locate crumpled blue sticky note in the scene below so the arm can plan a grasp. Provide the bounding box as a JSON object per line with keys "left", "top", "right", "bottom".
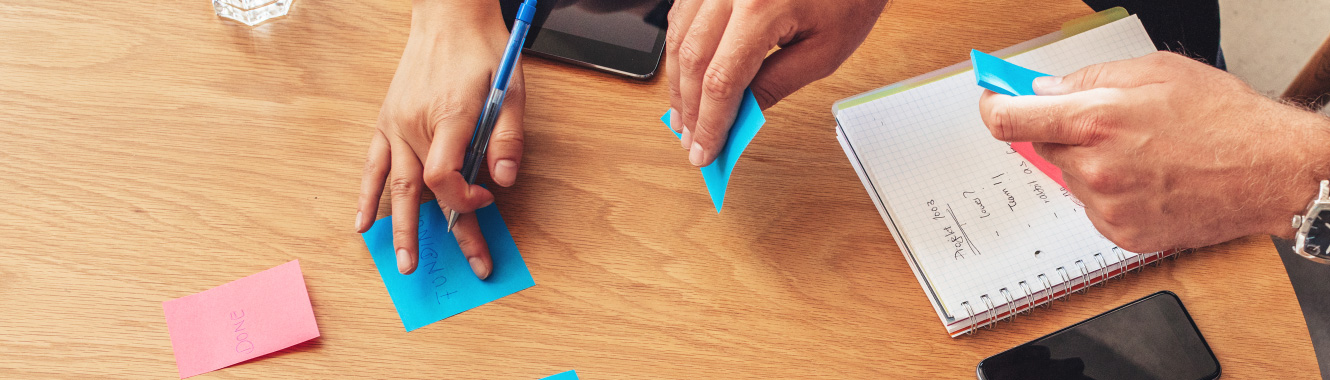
{"left": 971, "top": 49, "right": 1051, "bottom": 96}
{"left": 541, "top": 370, "right": 579, "bottom": 380}
{"left": 361, "top": 200, "right": 535, "bottom": 331}
{"left": 661, "top": 88, "right": 766, "bottom": 213}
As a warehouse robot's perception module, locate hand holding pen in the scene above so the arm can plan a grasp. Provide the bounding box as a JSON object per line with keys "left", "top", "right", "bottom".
{"left": 355, "top": 0, "right": 534, "bottom": 278}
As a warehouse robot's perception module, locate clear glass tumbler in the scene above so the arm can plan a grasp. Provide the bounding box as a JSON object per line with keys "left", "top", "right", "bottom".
{"left": 214, "top": 0, "right": 294, "bottom": 26}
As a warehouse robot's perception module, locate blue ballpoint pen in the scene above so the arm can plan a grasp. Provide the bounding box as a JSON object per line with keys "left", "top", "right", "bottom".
{"left": 447, "top": 0, "right": 537, "bottom": 232}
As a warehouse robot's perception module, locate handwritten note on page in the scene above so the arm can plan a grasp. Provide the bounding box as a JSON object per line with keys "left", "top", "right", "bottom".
{"left": 362, "top": 200, "right": 535, "bottom": 331}
{"left": 162, "top": 260, "right": 320, "bottom": 379}
{"left": 662, "top": 88, "right": 767, "bottom": 212}
{"left": 834, "top": 16, "right": 1156, "bottom": 334}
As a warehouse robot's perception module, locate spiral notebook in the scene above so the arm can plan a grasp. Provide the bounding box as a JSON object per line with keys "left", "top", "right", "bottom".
{"left": 833, "top": 11, "right": 1173, "bottom": 337}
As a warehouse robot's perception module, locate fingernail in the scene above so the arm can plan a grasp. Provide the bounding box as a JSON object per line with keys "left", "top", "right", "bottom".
{"left": 481, "top": 199, "right": 494, "bottom": 209}
{"left": 495, "top": 159, "right": 518, "bottom": 186}
{"left": 1033, "top": 76, "right": 1063, "bottom": 93}
{"left": 680, "top": 127, "right": 692, "bottom": 150}
{"left": 355, "top": 211, "right": 363, "bottom": 232}
{"left": 396, "top": 248, "right": 413, "bottom": 274}
{"left": 689, "top": 142, "right": 706, "bottom": 166}
{"left": 469, "top": 257, "right": 490, "bottom": 280}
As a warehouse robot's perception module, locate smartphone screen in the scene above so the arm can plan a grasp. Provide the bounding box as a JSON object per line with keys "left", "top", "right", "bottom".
{"left": 977, "top": 291, "right": 1220, "bottom": 380}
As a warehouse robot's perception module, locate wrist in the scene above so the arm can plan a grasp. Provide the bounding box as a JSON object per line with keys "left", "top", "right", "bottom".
{"left": 1266, "top": 106, "right": 1330, "bottom": 238}
{"left": 410, "top": 0, "right": 502, "bottom": 35}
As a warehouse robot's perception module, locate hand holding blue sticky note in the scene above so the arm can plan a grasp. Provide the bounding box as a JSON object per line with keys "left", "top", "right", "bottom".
{"left": 971, "top": 49, "right": 1052, "bottom": 96}
{"left": 661, "top": 88, "right": 766, "bottom": 213}
{"left": 361, "top": 200, "right": 535, "bottom": 331}
{"left": 970, "top": 49, "right": 1069, "bottom": 188}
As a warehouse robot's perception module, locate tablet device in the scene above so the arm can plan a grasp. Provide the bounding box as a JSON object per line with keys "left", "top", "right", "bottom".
{"left": 501, "top": 0, "right": 670, "bottom": 79}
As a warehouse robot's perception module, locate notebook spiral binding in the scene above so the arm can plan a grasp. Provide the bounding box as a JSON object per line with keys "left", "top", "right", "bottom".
{"left": 959, "top": 248, "right": 1187, "bottom": 336}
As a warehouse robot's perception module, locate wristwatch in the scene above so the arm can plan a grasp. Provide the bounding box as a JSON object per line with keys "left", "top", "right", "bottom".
{"left": 1293, "top": 180, "right": 1330, "bottom": 263}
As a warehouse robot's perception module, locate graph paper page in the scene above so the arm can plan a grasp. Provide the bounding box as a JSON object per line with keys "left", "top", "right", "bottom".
{"left": 837, "top": 16, "right": 1157, "bottom": 322}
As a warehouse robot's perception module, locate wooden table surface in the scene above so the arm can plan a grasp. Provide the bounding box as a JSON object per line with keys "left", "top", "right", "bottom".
{"left": 0, "top": 0, "right": 1318, "bottom": 378}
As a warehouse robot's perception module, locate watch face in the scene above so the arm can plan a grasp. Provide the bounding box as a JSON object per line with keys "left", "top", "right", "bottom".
{"left": 1308, "top": 209, "right": 1330, "bottom": 256}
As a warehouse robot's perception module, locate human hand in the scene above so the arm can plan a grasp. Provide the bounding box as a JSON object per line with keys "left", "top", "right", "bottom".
{"left": 979, "top": 52, "right": 1330, "bottom": 252}
{"left": 355, "top": 1, "right": 526, "bottom": 277}
{"left": 666, "top": 0, "right": 889, "bottom": 166}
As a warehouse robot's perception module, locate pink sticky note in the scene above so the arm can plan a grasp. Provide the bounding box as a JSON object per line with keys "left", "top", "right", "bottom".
{"left": 162, "top": 260, "right": 320, "bottom": 378}
{"left": 1011, "top": 141, "right": 1067, "bottom": 188}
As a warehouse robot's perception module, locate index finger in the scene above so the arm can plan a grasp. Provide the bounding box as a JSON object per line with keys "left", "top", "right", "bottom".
{"left": 978, "top": 88, "right": 1124, "bottom": 146}
{"left": 666, "top": 0, "right": 703, "bottom": 134}
{"left": 689, "top": 12, "right": 782, "bottom": 166}
{"left": 389, "top": 139, "right": 424, "bottom": 275}
{"left": 422, "top": 103, "right": 496, "bottom": 216}
{"left": 451, "top": 212, "right": 492, "bottom": 280}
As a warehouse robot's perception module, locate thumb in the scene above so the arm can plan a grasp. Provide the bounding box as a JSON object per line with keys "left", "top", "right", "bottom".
{"left": 1033, "top": 51, "right": 1176, "bottom": 95}
{"left": 979, "top": 88, "right": 1123, "bottom": 145}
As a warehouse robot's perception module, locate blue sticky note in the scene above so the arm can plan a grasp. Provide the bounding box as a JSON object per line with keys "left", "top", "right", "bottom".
{"left": 971, "top": 49, "right": 1051, "bottom": 96}
{"left": 361, "top": 200, "right": 535, "bottom": 331}
{"left": 541, "top": 370, "right": 579, "bottom": 380}
{"left": 660, "top": 88, "right": 766, "bottom": 213}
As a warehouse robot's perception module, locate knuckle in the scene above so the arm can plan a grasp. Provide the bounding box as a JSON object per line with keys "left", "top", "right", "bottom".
{"left": 1077, "top": 161, "right": 1117, "bottom": 193}
{"left": 1096, "top": 201, "right": 1129, "bottom": 227}
{"left": 677, "top": 41, "right": 709, "bottom": 73}
{"left": 1114, "top": 235, "right": 1152, "bottom": 254}
{"left": 702, "top": 65, "right": 742, "bottom": 103}
{"left": 986, "top": 103, "right": 1016, "bottom": 141}
{"left": 677, "top": 100, "right": 699, "bottom": 122}
{"left": 732, "top": 0, "right": 766, "bottom": 16}
{"left": 492, "top": 128, "right": 526, "bottom": 154}
{"left": 1077, "top": 63, "right": 1106, "bottom": 89}
{"left": 389, "top": 175, "right": 421, "bottom": 196}
{"left": 750, "top": 84, "right": 785, "bottom": 109}
{"left": 361, "top": 159, "right": 382, "bottom": 180}
{"left": 421, "top": 166, "right": 447, "bottom": 191}
{"left": 455, "top": 235, "right": 486, "bottom": 257}
{"left": 665, "top": 23, "right": 685, "bottom": 50}
{"left": 429, "top": 98, "right": 472, "bottom": 129}
{"left": 392, "top": 224, "right": 414, "bottom": 240}
{"left": 1100, "top": 224, "right": 1144, "bottom": 253}
{"left": 506, "top": 77, "right": 527, "bottom": 97}
{"left": 490, "top": 129, "right": 524, "bottom": 149}
{"left": 691, "top": 123, "right": 720, "bottom": 144}
{"left": 1072, "top": 102, "right": 1114, "bottom": 143}
{"left": 1143, "top": 51, "right": 1174, "bottom": 66}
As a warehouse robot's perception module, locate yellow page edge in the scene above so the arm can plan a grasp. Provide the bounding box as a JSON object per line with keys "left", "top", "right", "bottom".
{"left": 832, "top": 7, "right": 1129, "bottom": 112}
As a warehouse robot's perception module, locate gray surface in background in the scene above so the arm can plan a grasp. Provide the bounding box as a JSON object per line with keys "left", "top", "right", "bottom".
{"left": 1275, "top": 236, "right": 1330, "bottom": 380}
{"left": 1220, "top": 0, "right": 1330, "bottom": 99}
{"left": 1225, "top": 2, "right": 1330, "bottom": 373}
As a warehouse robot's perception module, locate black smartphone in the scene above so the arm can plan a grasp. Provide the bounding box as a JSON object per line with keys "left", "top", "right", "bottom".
{"left": 977, "top": 291, "right": 1220, "bottom": 380}
{"left": 500, "top": 0, "right": 670, "bottom": 79}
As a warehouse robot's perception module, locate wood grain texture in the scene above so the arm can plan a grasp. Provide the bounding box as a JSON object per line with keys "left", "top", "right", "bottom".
{"left": 0, "top": 0, "right": 1317, "bottom": 378}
